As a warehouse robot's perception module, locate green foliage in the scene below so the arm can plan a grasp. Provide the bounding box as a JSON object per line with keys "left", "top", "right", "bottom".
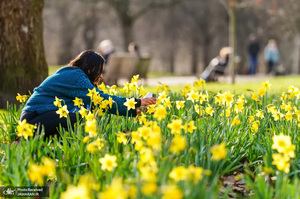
{"left": 1, "top": 79, "right": 300, "bottom": 198}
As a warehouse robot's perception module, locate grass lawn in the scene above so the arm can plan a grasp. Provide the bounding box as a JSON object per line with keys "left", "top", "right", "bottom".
{"left": 145, "top": 75, "right": 300, "bottom": 95}
{"left": 49, "top": 65, "right": 300, "bottom": 95}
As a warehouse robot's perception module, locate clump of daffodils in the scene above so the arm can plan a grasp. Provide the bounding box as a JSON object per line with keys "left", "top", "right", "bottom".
{"left": 17, "top": 119, "right": 37, "bottom": 139}
{"left": 271, "top": 133, "right": 295, "bottom": 173}
{"left": 210, "top": 142, "right": 227, "bottom": 161}
{"left": 16, "top": 93, "right": 29, "bottom": 103}
{"left": 28, "top": 157, "right": 56, "bottom": 186}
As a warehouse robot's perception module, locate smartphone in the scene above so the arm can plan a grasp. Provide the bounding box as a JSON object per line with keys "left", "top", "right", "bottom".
{"left": 144, "top": 92, "right": 156, "bottom": 98}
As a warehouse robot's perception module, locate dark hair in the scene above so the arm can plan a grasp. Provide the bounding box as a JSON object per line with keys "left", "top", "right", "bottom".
{"left": 69, "top": 50, "right": 105, "bottom": 84}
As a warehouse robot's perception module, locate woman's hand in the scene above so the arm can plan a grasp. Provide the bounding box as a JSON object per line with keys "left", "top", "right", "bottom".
{"left": 141, "top": 97, "right": 156, "bottom": 106}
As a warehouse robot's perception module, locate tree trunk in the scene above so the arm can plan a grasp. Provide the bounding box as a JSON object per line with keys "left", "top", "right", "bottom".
{"left": 292, "top": 32, "right": 300, "bottom": 74}
{"left": 191, "top": 35, "right": 200, "bottom": 74}
{"left": 120, "top": 18, "right": 134, "bottom": 51}
{"left": 229, "top": 0, "right": 236, "bottom": 84}
{"left": 83, "top": 7, "right": 98, "bottom": 50}
{"left": 0, "top": 0, "right": 48, "bottom": 107}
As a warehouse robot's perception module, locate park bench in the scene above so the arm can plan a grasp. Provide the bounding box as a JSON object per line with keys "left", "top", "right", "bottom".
{"left": 103, "top": 52, "right": 151, "bottom": 85}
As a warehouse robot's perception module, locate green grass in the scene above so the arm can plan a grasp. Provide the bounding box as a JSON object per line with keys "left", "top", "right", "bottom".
{"left": 144, "top": 75, "right": 300, "bottom": 95}
{"left": 2, "top": 69, "right": 300, "bottom": 198}
{"left": 48, "top": 65, "right": 63, "bottom": 75}
{"left": 48, "top": 65, "right": 300, "bottom": 97}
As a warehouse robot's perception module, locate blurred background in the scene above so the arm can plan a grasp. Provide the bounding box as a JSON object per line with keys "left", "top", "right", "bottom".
{"left": 1, "top": 0, "right": 300, "bottom": 107}
{"left": 43, "top": 0, "right": 300, "bottom": 75}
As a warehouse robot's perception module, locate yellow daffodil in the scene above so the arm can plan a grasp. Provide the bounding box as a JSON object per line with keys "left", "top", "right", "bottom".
{"left": 188, "top": 165, "right": 204, "bottom": 183}
{"left": 73, "top": 97, "right": 83, "bottom": 107}
{"left": 141, "top": 182, "right": 157, "bottom": 196}
{"left": 56, "top": 105, "right": 69, "bottom": 118}
{"left": 167, "top": 119, "right": 183, "bottom": 134}
{"left": 205, "top": 104, "right": 214, "bottom": 116}
{"left": 255, "top": 110, "right": 264, "bottom": 119}
{"left": 99, "top": 178, "right": 127, "bottom": 199}
{"left": 147, "top": 104, "right": 156, "bottom": 114}
{"left": 193, "top": 78, "right": 206, "bottom": 88}
{"left": 231, "top": 115, "right": 241, "bottom": 126}
{"left": 251, "top": 93, "right": 259, "bottom": 101}
{"left": 272, "top": 153, "right": 291, "bottom": 173}
{"left": 124, "top": 98, "right": 137, "bottom": 110}
{"left": 87, "top": 138, "right": 104, "bottom": 153}
{"left": 53, "top": 96, "right": 62, "bottom": 107}
{"left": 28, "top": 163, "right": 44, "bottom": 186}
{"left": 85, "top": 118, "right": 97, "bottom": 137}
{"left": 258, "top": 87, "right": 266, "bottom": 96}
{"left": 61, "top": 184, "right": 91, "bottom": 199}
{"left": 223, "top": 91, "right": 234, "bottom": 105}
{"left": 134, "top": 140, "right": 144, "bottom": 151}
{"left": 285, "top": 111, "right": 293, "bottom": 121}
{"left": 169, "top": 166, "right": 188, "bottom": 182}
{"left": 139, "top": 166, "right": 157, "bottom": 182}
{"left": 79, "top": 106, "right": 88, "bottom": 117}
{"left": 162, "top": 184, "right": 183, "bottom": 199}
{"left": 98, "top": 82, "right": 106, "bottom": 91}
{"left": 251, "top": 121, "right": 260, "bottom": 132}
{"left": 131, "top": 131, "right": 141, "bottom": 144}
{"left": 87, "top": 87, "right": 99, "bottom": 100}
{"left": 194, "top": 104, "right": 204, "bottom": 115}
{"left": 272, "top": 133, "right": 292, "bottom": 154}
{"left": 40, "top": 157, "right": 56, "bottom": 178}
{"left": 99, "top": 154, "right": 117, "bottom": 171}
{"left": 146, "top": 131, "right": 162, "bottom": 151}
{"left": 262, "top": 81, "right": 271, "bottom": 90}
{"left": 17, "top": 119, "right": 36, "bottom": 139}
{"left": 183, "top": 120, "right": 196, "bottom": 133}
{"left": 117, "top": 132, "right": 128, "bottom": 145}
{"left": 170, "top": 135, "right": 187, "bottom": 154}
{"left": 187, "top": 90, "right": 199, "bottom": 103}
{"left": 138, "top": 126, "right": 152, "bottom": 139}
{"left": 210, "top": 142, "right": 227, "bottom": 161}
{"left": 16, "top": 93, "right": 29, "bottom": 103}
{"left": 153, "top": 105, "right": 167, "bottom": 121}
{"left": 92, "top": 95, "right": 104, "bottom": 105}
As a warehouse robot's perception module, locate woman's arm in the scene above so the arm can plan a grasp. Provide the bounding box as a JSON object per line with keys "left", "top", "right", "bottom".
{"left": 71, "top": 75, "right": 151, "bottom": 116}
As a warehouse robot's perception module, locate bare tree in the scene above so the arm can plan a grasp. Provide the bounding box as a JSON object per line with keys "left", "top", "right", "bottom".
{"left": 47, "top": 0, "right": 85, "bottom": 64}
{"left": 182, "top": 0, "right": 227, "bottom": 74}
{"left": 0, "top": 0, "right": 48, "bottom": 107}
{"left": 102, "top": 0, "right": 184, "bottom": 50}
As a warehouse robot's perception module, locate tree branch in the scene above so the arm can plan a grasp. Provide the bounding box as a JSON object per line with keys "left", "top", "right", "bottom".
{"left": 132, "top": 0, "right": 185, "bottom": 20}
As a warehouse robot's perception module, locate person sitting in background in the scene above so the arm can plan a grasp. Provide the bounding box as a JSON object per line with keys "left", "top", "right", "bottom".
{"left": 20, "top": 50, "right": 156, "bottom": 137}
{"left": 98, "top": 39, "right": 115, "bottom": 63}
{"left": 200, "top": 47, "right": 231, "bottom": 82}
{"left": 128, "top": 42, "right": 141, "bottom": 57}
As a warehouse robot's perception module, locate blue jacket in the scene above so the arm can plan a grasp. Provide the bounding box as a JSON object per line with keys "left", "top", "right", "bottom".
{"left": 264, "top": 46, "right": 279, "bottom": 63}
{"left": 23, "top": 66, "right": 137, "bottom": 116}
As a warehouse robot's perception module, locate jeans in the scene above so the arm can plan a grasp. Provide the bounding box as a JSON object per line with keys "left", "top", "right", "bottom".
{"left": 249, "top": 55, "right": 258, "bottom": 75}
{"left": 20, "top": 110, "right": 80, "bottom": 137}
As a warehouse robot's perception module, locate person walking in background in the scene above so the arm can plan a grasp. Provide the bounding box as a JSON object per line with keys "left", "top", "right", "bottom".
{"left": 264, "top": 39, "right": 279, "bottom": 75}
{"left": 248, "top": 34, "right": 260, "bottom": 75}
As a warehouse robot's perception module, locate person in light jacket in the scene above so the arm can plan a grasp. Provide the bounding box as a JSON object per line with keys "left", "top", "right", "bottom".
{"left": 264, "top": 39, "right": 279, "bottom": 74}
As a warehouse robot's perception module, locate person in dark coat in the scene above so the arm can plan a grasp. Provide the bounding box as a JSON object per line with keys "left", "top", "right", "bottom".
{"left": 248, "top": 34, "right": 260, "bottom": 75}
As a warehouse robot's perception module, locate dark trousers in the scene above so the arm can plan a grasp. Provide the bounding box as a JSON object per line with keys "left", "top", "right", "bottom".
{"left": 249, "top": 55, "right": 258, "bottom": 75}
{"left": 267, "top": 61, "right": 275, "bottom": 74}
{"left": 20, "top": 110, "right": 80, "bottom": 137}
